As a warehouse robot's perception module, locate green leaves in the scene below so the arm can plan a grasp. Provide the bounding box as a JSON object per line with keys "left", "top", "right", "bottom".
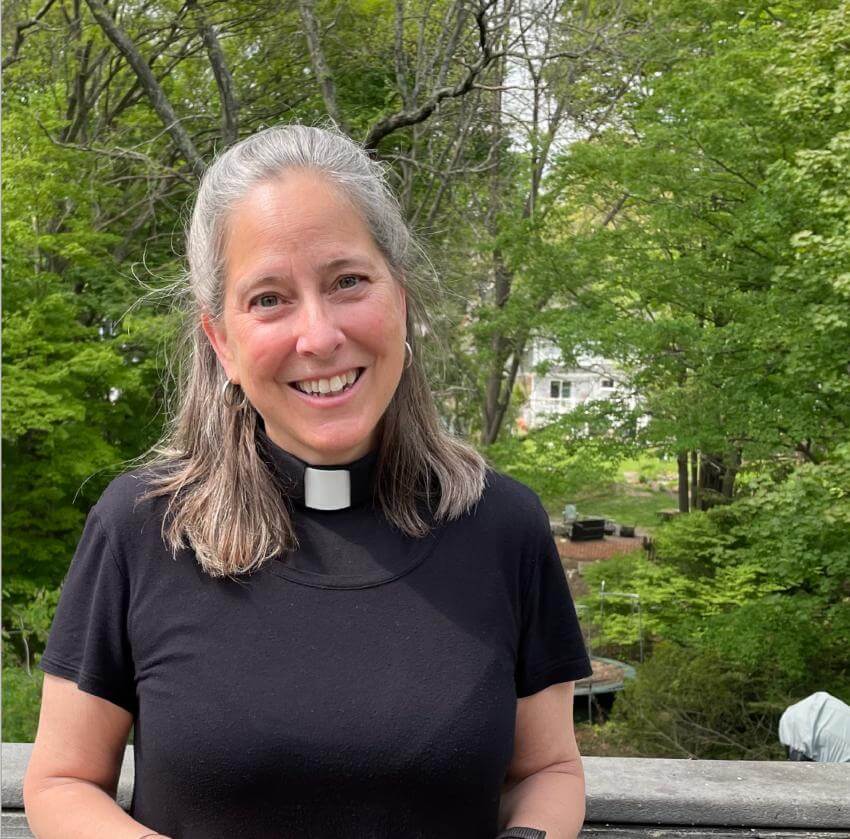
{"left": 484, "top": 411, "right": 638, "bottom": 504}
{"left": 578, "top": 444, "right": 850, "bottom": 756}
{"left": 541, "top": 0, "right": 850, "bottom": 466}
{"left": 584, "top": 445, "right": 850, "bottom": 632}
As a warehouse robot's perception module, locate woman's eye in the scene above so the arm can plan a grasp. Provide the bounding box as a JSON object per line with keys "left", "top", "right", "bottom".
{"left": 254, "top": 293, "right": 280, "bottom": 308}
{"left": 338, "top": 275, "right": 362, "bottom": 290}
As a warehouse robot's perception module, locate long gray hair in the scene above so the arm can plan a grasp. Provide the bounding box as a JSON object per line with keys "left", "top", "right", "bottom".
{"left": 141, "top": 124, "right": 488, "bottom": 578}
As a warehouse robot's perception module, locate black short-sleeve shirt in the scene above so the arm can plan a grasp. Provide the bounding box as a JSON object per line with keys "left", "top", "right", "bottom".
{"left": 40, "top": 460, "right": 592, "bottom": 839}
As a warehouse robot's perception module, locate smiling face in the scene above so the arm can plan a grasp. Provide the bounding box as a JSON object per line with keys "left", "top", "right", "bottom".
{"left": 202, "top": 170, "right": 408, "bottom": 465}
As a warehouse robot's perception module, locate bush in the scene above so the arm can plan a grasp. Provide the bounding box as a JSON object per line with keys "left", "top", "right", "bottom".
{"left": 706, "top": 595, "right": 846, "bottom": 695}
{"left": 581, "top": 451, "right": 850, "bottom": 757}
{"left": 2, "top": 582, "right": 60, "bottom": 742}
{"left": 2, "top": 581, "right": 60, "bottom": 668}
{"left": 609, "top": 641, "right": 787, "bottom": 760}
{"left": 580, "top": 552, "right": 701, "bottom": 649}
{"left": 2, "top": 666, "right": 43, "bottom": 743}
{"left": 610, "top": 594, "right": 850, "bottom": 760}
{"left": 486, "top": 431, "right": 617, "bottom": 505}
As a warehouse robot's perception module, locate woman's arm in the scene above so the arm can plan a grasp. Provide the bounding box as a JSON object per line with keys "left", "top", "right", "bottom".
{"left": 24, "top": 674, "right": 169, "bottom": 839}
{"left": 499, "top": 758, "right": 586, "bottom": 839}
{"left": 25, "top": 779, "right": 168, "bottom": 839}
{"left": 498, "top": 681, "right": 586, "bottom": 839}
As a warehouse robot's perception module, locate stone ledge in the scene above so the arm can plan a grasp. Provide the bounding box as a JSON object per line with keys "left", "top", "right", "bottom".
{"left": 581, "top": 757, "right": 849, "bottom": 829}
{"left": 4, "top": 744, "right": 849, "bottom": 837}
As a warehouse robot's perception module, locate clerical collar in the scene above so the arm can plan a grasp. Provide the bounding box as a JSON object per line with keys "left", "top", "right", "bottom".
{"left": 257, "top": 430, "right": 379, "bottom": 511}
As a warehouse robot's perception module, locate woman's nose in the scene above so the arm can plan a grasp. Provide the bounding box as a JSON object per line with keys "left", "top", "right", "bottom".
{"left": 293, "top": 299, "right": 345, "bottom": 358}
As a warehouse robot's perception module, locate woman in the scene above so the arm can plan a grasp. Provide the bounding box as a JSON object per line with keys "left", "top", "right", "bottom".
{"left": 24, "top": 124, "right": 593, "bottom": 839}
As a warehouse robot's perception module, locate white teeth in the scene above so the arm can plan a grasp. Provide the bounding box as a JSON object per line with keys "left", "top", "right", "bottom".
{"left": 295, "top": 368, "right": 360, "bottom": 395}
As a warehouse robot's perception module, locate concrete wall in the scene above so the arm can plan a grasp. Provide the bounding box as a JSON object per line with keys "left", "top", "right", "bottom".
{"left": 4, "top": 743, "right": 848, "bottom": 837}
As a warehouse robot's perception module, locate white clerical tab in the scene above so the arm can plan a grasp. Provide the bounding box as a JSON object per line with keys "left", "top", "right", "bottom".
{"left": 304, "top": 467, "right": 351, "bottom": 511}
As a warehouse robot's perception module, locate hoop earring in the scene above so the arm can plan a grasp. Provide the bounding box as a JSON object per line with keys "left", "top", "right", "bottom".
{"left": 404, "top": 340, "right": 413, "bottom": 370}
{"left": 222, "top": 378, "right": 247, "bottom": 410}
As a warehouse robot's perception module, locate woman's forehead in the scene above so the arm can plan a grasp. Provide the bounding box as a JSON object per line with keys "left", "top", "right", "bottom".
{"left": 222, "top": 172, "right": 382, "bottom": 277}
{"left": 230, "top": 170, "right": 359, "bottom": 228}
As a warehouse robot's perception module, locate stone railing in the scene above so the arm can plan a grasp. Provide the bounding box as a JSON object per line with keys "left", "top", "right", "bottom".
{"left": 3, "top": 743, "right": 848, "bottom": 838}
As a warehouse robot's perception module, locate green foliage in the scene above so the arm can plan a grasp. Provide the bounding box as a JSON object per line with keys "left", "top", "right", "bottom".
{"left": 608, "top": 594, "right": 849, "bottom": 759}
{"left": 584, "top": 447, "right": 850, "bottom": 641}
{"left": 2, "top": 667, "right": 44, "bottom": 744}
{"left": 545, "top": 0, "right": 850, "bottom": 465}
{"left": 556, "top": 3, "right": 850, "bottom": 756}
{"left": 2, "top": 581, "right": 60, "bottom": 664}
{"left": 582, "top": 448, "right": 850, "bottom": 757}
{"left": 608, "top": 641, "right": 788, "bottom": 760}
{"left": 2, "top": 292, "right": 167, "bottom": 585}
{"left": 705, "top": 595, "right": 849, "bottom": 703}
{"left": 2, "top": 580, "right": 61, "bottom": 744}
{"left": 484, "top": 415, "right": 632, "bottom": 506}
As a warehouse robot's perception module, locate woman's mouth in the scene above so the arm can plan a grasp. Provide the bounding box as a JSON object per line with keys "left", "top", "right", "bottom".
{"left": 288, "top": 367, "right": 365, "bottom": 403}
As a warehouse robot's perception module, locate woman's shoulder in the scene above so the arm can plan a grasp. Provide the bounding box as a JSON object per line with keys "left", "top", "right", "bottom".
{"left": 89, "top": 464, "right": 173, "bottom": 538}
{"left": 474, "top": 467, "right": 550, "bottom": 531}
{"left": 443, "top": 468, "right": 554, "bottom": 584}
{"left": 481, "top": 468, "right": 545, "bottom": 517}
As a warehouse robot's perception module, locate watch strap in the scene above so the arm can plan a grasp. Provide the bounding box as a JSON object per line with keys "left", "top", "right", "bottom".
{"left": 496, "top": 829, "right": 547, "bottom": 839}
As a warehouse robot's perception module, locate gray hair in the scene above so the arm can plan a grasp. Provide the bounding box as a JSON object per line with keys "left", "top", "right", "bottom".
{"left": 141, "top": 124, "right": 488, "bottom": 578}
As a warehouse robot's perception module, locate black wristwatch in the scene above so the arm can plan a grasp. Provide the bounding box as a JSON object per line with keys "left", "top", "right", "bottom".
{"left": 495, "top": 829, "right": 547, "bottom": 839}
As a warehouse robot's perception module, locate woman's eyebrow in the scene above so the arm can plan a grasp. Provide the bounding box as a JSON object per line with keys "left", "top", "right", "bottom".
{"left": 320, "top": 255, "right": 375, "bottom": 271}
{"left": 234, "top": 254, "right": 377, "bottom": 294}
{"left": 234, "top": 272, "right": 288, "bottom": 298}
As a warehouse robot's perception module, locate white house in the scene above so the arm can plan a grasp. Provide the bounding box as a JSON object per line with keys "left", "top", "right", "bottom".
{"left": 516, "top": 338, "right": 635, "bottom": 430}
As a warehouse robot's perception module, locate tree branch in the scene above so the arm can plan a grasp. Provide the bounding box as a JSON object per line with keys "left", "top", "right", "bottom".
{"left": 37, "top": 120, "right": 194, "bottom": 185}
{"left": 297, "top": 0, "right": 348, "bottom": 133}
{"left": 393, "top": 0, "right": 411, "bottom": 107}
{"left": 363, "top": 0, "right": 503, "bottom": 151}
{"left": 601, "top": 191, "right": 629, "bottom": 226}
{"left": 187, "top": 0, "right": 239, "bottom": 146}
{"left": 3, "top": 0, "right": 58, "bottom": 69}
{"left": 83, "top": 0, "right": 206, "bottom": 175}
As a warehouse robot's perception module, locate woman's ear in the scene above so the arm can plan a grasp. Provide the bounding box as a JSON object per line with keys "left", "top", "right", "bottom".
{"left": 201, "top": 312, "right": 238, "bottom": 385}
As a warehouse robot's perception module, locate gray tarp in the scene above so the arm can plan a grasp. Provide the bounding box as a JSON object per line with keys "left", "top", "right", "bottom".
{"left": 778, "top": 691, "right": 850, "bottom": 762}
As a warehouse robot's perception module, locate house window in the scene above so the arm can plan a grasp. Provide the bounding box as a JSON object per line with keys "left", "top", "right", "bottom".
{"left": 550, "top": 380, "right": 571, "bottom": 399}
{"left": 601, "top": 378, "right": 614, "bottom": 389}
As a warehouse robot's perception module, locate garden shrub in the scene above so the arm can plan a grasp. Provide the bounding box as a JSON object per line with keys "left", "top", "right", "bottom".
{"left": 583, "top": 450, "right": 850, "bottom": 757}
{"left": 2, "top": 666, "right": 43, "bottom": 743}
{"left": 608, "top": 640, "right": 787, "bottom": 760}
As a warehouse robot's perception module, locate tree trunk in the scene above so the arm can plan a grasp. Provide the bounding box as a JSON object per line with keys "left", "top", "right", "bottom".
{"left": 677, "top": 451, "right": 689, "bottom": 513}
{"left": 690, "top": 449, "right": 699, "bottom": 510}
{"left": 480, "top": 46, "right": 511, "bottom": 445}
{"left": 721, "top": 448, "right": 741, "bottom": 499}
{"left": 698, "top": 453, "right": 726, "bottom": 509}
{"left": 297, "top": 0, "right": 347, "bottom": 134}
{"left": 188, "top": 0, "right": 239, "bottom": 147}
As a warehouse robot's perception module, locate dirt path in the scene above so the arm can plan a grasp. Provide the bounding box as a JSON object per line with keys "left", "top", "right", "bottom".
{"left": 553, "top": 531, "right": 644, "bottom": 598}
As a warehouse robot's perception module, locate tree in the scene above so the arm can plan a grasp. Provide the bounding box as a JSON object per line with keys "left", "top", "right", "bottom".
{"left": 540, "top": 0, "right": 850, "bottom": 502}
{"left": 0, "top": 0, "right": 517, "bottom": 627}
